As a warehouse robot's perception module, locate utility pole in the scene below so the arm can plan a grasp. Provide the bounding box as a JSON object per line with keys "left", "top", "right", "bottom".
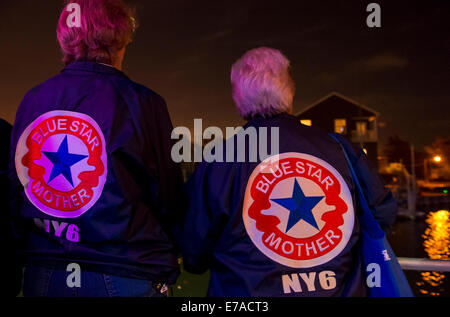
{"left": 409, "top": 144, "right": 416, "bottom": 219}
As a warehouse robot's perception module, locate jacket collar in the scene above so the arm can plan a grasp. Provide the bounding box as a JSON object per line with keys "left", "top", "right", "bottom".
{"left": 245, "top": 112, "right": 292, "bottom": 126}
{"left": 62, "top": 61, "right": 128, "bottom": 78}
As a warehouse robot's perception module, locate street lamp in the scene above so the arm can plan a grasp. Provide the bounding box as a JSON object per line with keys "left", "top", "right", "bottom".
{"left": 425, "top": 155, "right": 443, "bottom": 182}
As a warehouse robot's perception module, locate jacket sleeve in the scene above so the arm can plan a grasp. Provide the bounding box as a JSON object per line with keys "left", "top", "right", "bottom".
{"left": 176, "top": 161, "right": 233, "bottom": 274}
{"left": 338, "top": 135, "right": 397, "bottom": 231}
{"left": 1, "top": 119, "right": 23, "bottom": 297}
{"left": 148, "top": 96, "right": 185, "bottom": 228}
{"left": 8, "top": 91, "right": 37, "bottom": 250}
{"left": 110, "top": 90, "right": 184, "bottom": 241}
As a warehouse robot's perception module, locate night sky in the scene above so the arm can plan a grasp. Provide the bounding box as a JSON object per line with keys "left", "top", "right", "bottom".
{"left": 0, "top": 0, "right": 448, "bottom": 148}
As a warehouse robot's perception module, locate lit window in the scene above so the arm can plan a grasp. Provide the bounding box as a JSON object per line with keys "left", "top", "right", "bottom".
{"left": 300, "top": 119, "right": 312, "bottom": 126}
{"left": 334, "top": 119, "right": 347, "bottom": 134}
{"left": 356, "top": 121, "right": 367, "bottom": 136}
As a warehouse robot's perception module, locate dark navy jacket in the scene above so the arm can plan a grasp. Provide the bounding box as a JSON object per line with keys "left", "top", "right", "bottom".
{"left": 179, "top": 113, "right": 397, "bottom": 296}
{"left": 9, "top": 61, "right": 183, "bottom": 283}
{"left": 1, "top": 119, "right": 22, "bottom": 297}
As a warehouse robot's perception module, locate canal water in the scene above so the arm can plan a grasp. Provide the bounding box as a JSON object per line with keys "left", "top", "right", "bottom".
{"left": 387, "top": 207, "right": 450, "bottom": 297}
{"left": 173, "top": 207, "right": 450, "bottom": 297}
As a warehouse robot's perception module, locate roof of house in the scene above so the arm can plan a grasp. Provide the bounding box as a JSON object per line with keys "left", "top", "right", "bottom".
{"left": 295, "top": 92, "right": 380, "bottom": 117}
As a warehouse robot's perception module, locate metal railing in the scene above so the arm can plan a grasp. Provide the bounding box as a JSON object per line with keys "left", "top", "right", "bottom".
{"left": 398, "top": 257, "right": 450, "bottom": 272}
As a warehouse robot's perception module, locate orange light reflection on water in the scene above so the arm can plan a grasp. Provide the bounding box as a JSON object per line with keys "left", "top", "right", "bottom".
{"left": 416, "top": 210, "right": 450, "bottom": 296}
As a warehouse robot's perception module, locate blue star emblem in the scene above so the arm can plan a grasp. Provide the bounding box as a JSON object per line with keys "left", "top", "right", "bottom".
{"left": 42, "top": 135, "right": 88, "bottom": 187}
{"left": 271, "top": 179, "right": 324, "bottom": 232}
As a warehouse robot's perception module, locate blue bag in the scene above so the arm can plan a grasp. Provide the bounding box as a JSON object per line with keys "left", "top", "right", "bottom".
{"left": 330, "top": 133, "right": 413, "bottom": 297}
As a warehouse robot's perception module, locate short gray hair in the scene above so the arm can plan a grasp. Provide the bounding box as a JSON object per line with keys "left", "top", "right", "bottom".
{"left": 231, "top": 47, "right": 295, "bottom": 120}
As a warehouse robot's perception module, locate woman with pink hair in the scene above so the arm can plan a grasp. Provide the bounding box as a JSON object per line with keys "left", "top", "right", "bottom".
{"left": 9, "top": 0, "right": 183, "bottom": 297}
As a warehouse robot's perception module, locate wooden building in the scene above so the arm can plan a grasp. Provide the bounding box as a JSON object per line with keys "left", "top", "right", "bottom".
{"left": 296, "top": 92, "right": 380, "bottom": 165}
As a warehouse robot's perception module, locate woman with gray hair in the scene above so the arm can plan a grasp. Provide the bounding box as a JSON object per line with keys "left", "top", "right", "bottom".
{"left": 231, "top": 47, "right": 295, "bottom": 120}
{"left": 178, "top": 47, "right": 397, "bottom": 296}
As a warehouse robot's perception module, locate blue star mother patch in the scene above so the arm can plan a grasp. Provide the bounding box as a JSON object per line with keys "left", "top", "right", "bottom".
{"left": 242, "top": 153, "right": 355, "bottom": 268}
{"left": 15, "top": 110, "right": 108, "bottom": 218}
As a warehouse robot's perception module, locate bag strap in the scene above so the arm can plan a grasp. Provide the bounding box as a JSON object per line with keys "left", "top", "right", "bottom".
{"left": 328, "top": 133, "right": 384, "bottom": 238}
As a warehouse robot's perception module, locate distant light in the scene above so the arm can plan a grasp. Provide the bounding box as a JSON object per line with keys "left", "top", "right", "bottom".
{"left": 300, "top": 119, "right": 312, "bottom": 126}
{"left": 444, "top": 189, "right": 448, "bottom": 194}
{"left": 433, "top": 155, "right": 442, "bottom": 163}
{"left": 363, "top": 148, "right": 368, "bottom": 155}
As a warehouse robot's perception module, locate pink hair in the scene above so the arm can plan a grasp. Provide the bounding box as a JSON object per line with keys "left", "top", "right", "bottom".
{"left": 57, "top": 0, "right": 136, "bottom": 65}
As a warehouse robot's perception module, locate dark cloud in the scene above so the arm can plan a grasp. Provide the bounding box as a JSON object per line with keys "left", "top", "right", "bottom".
{"left": 359, "top": 53, "right": 409, "bottom": 72}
